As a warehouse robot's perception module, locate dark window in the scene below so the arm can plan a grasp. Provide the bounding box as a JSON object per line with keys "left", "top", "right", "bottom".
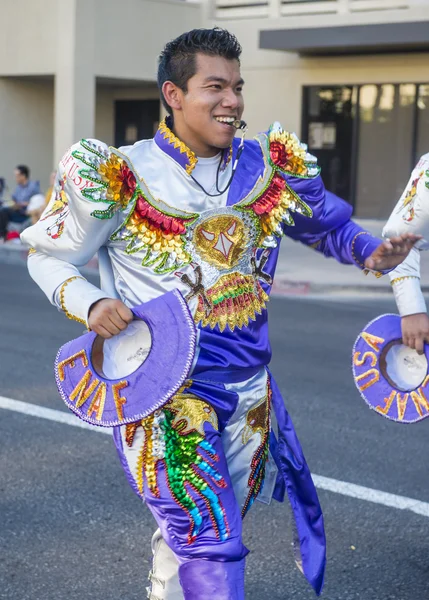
{"left": 302, "top": 83, "right": 429, "bottom": 218}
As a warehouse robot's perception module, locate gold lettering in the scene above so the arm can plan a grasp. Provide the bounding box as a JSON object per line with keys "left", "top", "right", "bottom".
{"left": 396, "top": 392, "right": 409, "bottom": 421}
{"left": 112, "top": 381, "right": 128, "bottom": 422}
{"left": 361, "top": 332, "right": 385, "bottom": 353}
{"left": 87, "top": 382, "right": 107, "bottom": 421}
{"left": 70, "top": 370, "right": 100, "bottom": 408}
{"left": 356, "top": 368, "right": 380, "bottom": 391}
{"left": 376, "top": 390, "right": 396, "bottom": 415}
{"left": 353, "top": 351, "right": 377, "bottom": 368}
{"left": 57, "top": 350, "right": 88, "bottom": 381}
{"left": 410, "top": 385, "right": 429, "bottom": 418}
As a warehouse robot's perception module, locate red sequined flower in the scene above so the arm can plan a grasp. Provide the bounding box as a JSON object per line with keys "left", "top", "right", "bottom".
{"left": 270, "top": 142, "right": 289, "bottom": 168}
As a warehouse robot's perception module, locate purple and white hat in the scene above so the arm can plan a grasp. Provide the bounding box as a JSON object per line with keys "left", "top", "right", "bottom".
{"left": 55, "top": 290, "right": 196, "bottom": 427}
{"left": 352, "top": 313, "right": 429, "bottom": 423}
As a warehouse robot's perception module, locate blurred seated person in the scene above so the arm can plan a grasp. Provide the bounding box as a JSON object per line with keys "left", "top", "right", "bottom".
{"left": 0, "top": 165, "right": 40, "bottom": 240}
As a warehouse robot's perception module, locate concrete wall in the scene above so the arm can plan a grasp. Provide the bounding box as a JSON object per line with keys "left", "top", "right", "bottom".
{"left": 204, "top": 13, "right": 429, "bottom": 136}
{"left": 0, "top": 0, "right": 57, "bottom": 76}
{"left": 0, "top": 78, "right": 54, "bottom": 195}
{"left": 95, "top": 84, "right": 161, "bottom": 146}
{"left": 94, "top": 0, "right": 203, "bottom": 81}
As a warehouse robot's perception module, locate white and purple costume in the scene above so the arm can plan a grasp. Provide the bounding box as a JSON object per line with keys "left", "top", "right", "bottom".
{"left": 22, "top": 118, "right": 385, "bottom": 599}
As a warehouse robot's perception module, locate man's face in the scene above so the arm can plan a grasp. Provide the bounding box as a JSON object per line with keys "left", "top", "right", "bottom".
{"left": 14, "top": 169, "right": 26, "bottom": 185}
{"left": 173, "top": 53, "right": 244, "bottom": 157}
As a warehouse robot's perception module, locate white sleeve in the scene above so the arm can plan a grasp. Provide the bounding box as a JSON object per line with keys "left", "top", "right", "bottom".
{"left": 21, "top": 139, "right": 122, "bottom": 325}
{"left": 383, "top": 153, "right": 429, "bottom": 248}
{"left": 27, "top": 250, "right": 110, "bottom": 326}
{"left": 387, "top": 248, "right": 426, "bottom": 317}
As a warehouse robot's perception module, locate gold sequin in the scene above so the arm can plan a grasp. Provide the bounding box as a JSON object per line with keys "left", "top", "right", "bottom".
{"left": 159, "top": 119, "right": 198, "bottom": 175}
{"left": 390, "top": 275, "right": 420, "bottom": 286}
{"left": 165, "top": 394, "right": 218, "bottom": 435}
{"left": 194, "top": 272, "right": 269, "bottom": 332}
{"left": 59, "top": 276, "right": 88, "bottom": 326}
{"left": 194, "top": 215, "right": 246, "bottom": 269}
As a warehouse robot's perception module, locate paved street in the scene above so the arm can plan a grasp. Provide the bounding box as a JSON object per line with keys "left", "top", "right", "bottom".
{"left": 1, "top": 261, "right": 429, "bottom": 600}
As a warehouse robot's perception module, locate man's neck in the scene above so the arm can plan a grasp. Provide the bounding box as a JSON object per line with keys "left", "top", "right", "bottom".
{"left": 171, "top": 123, "right": 219, "bottom": 159}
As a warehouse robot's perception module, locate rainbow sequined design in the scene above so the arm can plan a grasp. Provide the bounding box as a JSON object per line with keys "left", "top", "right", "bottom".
{"left": 71, "top": 122, "right": 317, "bottom": 329}
{"left": 241, "top": 380, "right": 272, "bottom": 517}
{"left": 124, "top": 392, "right": 230, "bottom": 544}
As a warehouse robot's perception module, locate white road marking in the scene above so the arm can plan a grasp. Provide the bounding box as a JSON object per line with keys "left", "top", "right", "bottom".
{"left": 312, "top": 475, "right": 429, "bottom": 518}
{"left": 1, "top": 395, "right": 428, "bottom": 517}
{"left": 0, "top": 395, "right": 111, "bottom": 435}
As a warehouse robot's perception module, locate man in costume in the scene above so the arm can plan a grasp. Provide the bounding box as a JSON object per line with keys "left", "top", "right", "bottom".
{"left": 383, "top": 154, "right": 429, "bottom": 355}
{"left": 21, "top": 28, "right": 418, "bottom": 600}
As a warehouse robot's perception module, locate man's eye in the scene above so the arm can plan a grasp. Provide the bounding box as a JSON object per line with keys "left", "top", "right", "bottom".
{"left": 236, "top": 87, "right": 243, "bottom": 93}
{"left": 210, "top": 84, "right": 222, "bottom": 90}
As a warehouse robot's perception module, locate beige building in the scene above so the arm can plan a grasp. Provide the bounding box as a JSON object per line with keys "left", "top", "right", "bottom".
{"left": 1, "top": 0, "right": 428, "bottom": 217}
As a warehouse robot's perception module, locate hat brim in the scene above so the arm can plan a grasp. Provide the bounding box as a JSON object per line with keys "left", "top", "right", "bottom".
{"left": 352, "top": 313, "right": 429, "bottom": 423}
{"left": 55, "top": 289, "right": 196, "bottom": 427}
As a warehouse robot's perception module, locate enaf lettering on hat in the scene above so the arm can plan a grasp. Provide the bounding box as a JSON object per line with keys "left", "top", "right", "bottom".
{"left": 353, "top": 313, "right": 429, "bottom": 423}
{"left": 55, "top": 290, "right": 196, "bottom": 427}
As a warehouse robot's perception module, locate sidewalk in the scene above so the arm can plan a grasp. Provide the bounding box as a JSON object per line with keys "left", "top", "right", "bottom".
{"left": 1, "top": 220, "right": 427, "bottom": 296}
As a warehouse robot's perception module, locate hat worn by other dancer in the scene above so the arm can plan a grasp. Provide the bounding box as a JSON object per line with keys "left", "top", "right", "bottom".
{"left": 55, "top": 290, "right": 196, "bottom": 427}
{"left": 352, "top": 313, "right": 429, "bottom": 423}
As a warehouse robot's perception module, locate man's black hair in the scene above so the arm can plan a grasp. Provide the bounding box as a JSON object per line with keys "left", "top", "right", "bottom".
{"left": 16, "top": 165, "right": 30, "bottom": 179}
{"left": 158, "top": 28, "right": 242, "bottom": 115}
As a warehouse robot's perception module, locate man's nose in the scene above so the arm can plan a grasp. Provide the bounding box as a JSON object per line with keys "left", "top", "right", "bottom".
{"left": 221, "top": 88, "right": 240, "bottom": 110}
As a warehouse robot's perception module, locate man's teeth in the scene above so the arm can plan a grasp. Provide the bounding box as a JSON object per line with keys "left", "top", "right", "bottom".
{"left": 214, "top": 117, "right": 236, "bottom": 123}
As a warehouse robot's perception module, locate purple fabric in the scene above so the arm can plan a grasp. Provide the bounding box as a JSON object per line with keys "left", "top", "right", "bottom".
{"left": 179, "top": 558, "right": 245, "bottom": 600}
{"left": 136, "top": 391, "right": 248, "bottom": 562}
{"left": 154, "top": 119, "right": 190, "bottom": 171}
{"left": 153, "top": 117, "right": 233, "bottom": 173}
{"left": 227, "top": 139, "right": 265, "bottom": 207}
{"left": 55, "top": 290, "right": 196, "bottom": 426}
{"left": 268, "top": 371, "right": 326, "bottom": 595}
{"left": 353, "top": 313, "right": 429, "bottom": 423}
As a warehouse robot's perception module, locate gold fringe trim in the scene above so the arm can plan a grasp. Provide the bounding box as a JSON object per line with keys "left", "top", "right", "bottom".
{"left": 390, "top": 275, "right": 420, "bottom": 286}
{"left": 158, "top": 119, "right": 198, "bottom": 176}
{"left": 59, "top": 276, "right": 88, "bottom": 326}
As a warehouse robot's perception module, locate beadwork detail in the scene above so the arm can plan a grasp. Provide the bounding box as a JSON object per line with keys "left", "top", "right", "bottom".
{"left": 59, "top": 276, "right": 87, "bottom": 326}
{"left": 399, "top": 169, "right": 425, "bottom": 223}
{"left": 237, "top": 171, "right": 312, "bottom": 246}
{"left": 193, "top": 271, "right": 269, "bottom": 332}
{"left": 351, "top": 231, "right": 383, "bottom": 277}
{"left": 159, "top": 119, "right": 198, "bottom": 176}
{"left": 390, "top": 275, "right": 420, "bottom": 286}
{"left": 267, "top": 123, "right": 320, "bottom": 179}
{"left": 127, "top": 392, "right": 229, "bottom": 543}
{"left": 40, "top": 173, "right": 70, "bottom": 239}
{"left": 241, "top": 380, "right": 272, "bottom": 517}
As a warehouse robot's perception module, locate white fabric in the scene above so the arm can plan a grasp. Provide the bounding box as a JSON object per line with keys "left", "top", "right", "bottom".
{"left": 191, "top": 152, "right": 222, "bottom": 194}
{"left": 383, "top": 153, "right": 429, "bottom": 248}
{"left": 383, "top": 155, "right": 429, "bottom": 316}
{"left": 21, "top": 139, "right": 232, "bottom": 322}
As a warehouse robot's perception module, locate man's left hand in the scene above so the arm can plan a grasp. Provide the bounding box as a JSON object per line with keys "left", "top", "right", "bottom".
{"left": 364, "top": 233, "right": 421, "bottom": 271}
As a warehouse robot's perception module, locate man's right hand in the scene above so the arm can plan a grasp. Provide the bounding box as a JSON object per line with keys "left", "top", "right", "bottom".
{"left": 401, "top": 313, "right": 429, "bottom": 355}
{"left": 88, "top": 298, "right": 133, "bottom": 339}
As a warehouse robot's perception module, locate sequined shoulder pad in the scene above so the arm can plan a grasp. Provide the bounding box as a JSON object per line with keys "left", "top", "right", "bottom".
{"left": 262, "top": 122, "right": 320, "bottom": 179}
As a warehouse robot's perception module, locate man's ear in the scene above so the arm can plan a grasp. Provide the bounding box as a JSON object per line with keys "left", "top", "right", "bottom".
{"left": 162, "top": 81, "right": 182, "bottom": 112}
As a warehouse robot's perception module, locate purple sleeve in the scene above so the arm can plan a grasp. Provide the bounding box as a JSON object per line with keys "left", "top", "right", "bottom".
{"left": 284, "top": 175, "right": 382, "bottom": 269}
